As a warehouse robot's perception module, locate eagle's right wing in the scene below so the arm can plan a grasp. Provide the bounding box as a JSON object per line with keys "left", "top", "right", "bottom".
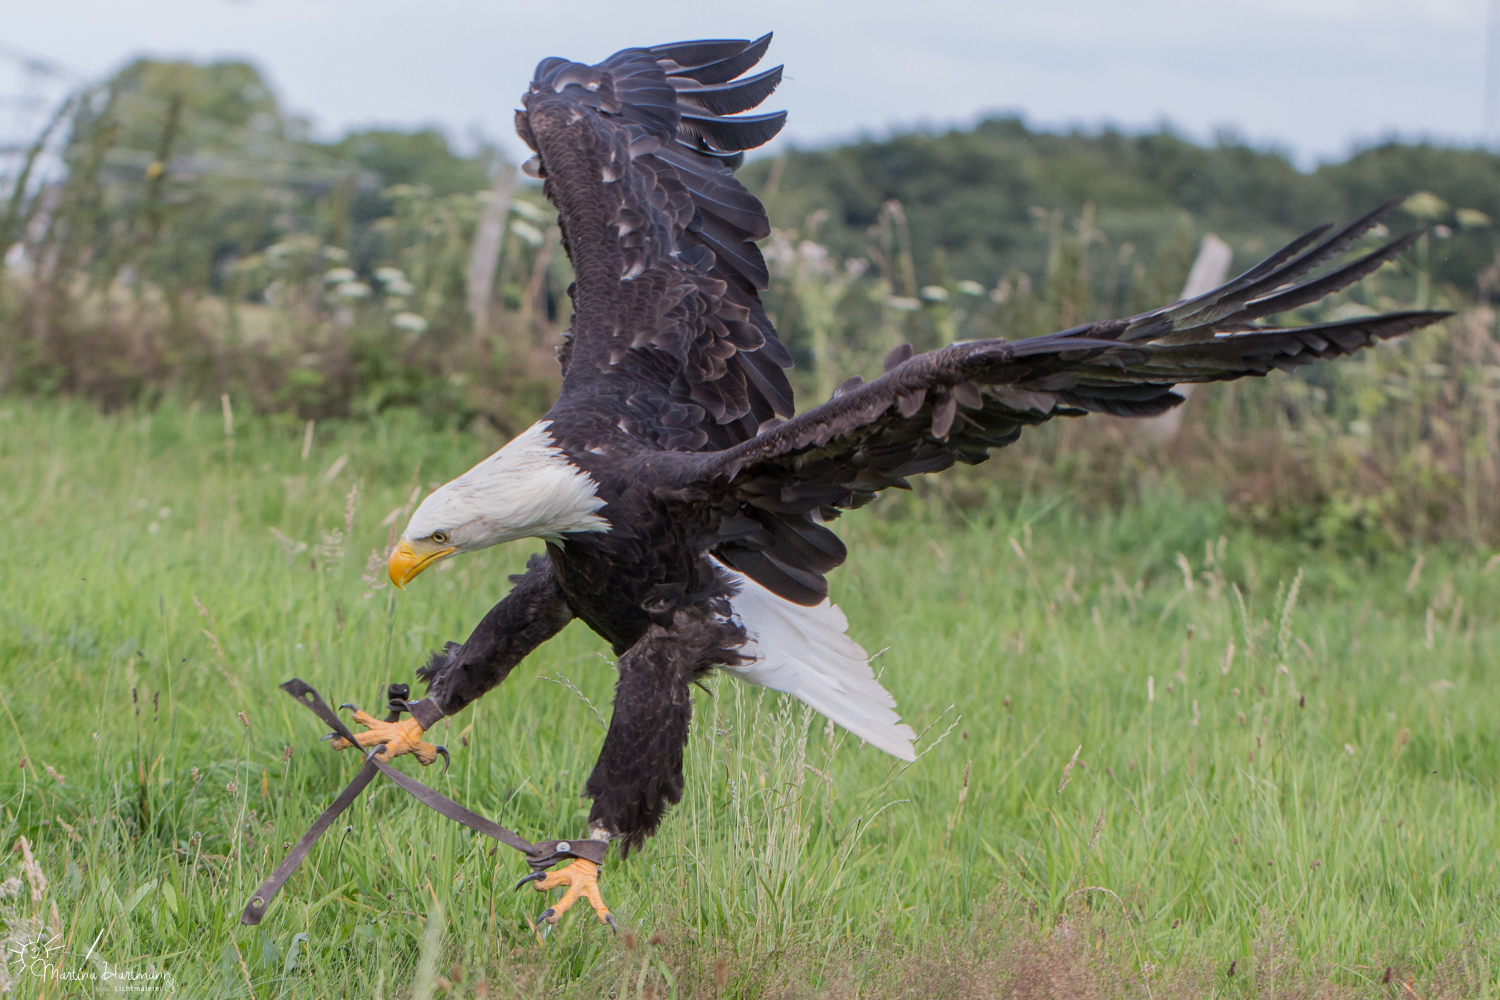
{"left": 518, "top": 36, "right": 794, "bottom": 451}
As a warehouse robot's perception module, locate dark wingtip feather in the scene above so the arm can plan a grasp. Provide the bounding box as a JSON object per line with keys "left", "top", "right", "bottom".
{"left": 1234, "top": 231, "right": 1423, "bottom": 322}
{"left": 673, "top": 65, "right": 784, "bottom": 116}
{"left": 649, "top": 37, "right": 755, "bottom": 70}
{"left": 1346, "top": 309, "right": 1452, "bottom": 339}
{"left": 653, "top": 33, "right": 774, "bottom": 85}
{"left": 1136, "top": 200, "right": 1421, "bottom": 344}
{"left": 1060, "top": 389, "right": 1185, "bottom": 417}
{"left": 1136, "top": 309, "right": 1451, "bottom": 384}
{"left": 680, "top": 109, "right": 787, "bottom": 151}
{"left": 1252, "top": 197, "right": 1406, "bottom": 291}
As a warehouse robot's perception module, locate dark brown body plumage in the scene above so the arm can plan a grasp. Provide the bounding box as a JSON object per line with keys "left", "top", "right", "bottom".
{"left": 415, "top": 35, "right": 1450, "bottom": 852}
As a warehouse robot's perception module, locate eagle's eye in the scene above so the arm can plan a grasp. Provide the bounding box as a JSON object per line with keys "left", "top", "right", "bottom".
{"left": 431, "top": 531, "right": 450, "bottom": 544}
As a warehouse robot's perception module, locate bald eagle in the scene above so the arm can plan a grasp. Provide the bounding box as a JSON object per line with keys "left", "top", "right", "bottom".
{"left": 331, "top": 35, "right": 1447, "bottom": 927}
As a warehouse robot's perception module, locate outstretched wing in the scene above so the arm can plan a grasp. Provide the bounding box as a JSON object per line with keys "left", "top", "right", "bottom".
{"left": 703, "top": 206, "right": 1449, "bottom": 605}
{"left": 518, "top": 36, "right": 793, "bottom": 450}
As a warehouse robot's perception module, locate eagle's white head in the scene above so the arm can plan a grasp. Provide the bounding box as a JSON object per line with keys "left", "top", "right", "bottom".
{"left": 387, "top": 421, "right": 609, "bottom": 588}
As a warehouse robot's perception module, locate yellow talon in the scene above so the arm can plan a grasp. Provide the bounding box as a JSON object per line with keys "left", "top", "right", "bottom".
{"left": 531, "top": 859, "right": 613, "bottom": 927}
{"left": 328, "top": 711, "right": 439, "bottom": 765}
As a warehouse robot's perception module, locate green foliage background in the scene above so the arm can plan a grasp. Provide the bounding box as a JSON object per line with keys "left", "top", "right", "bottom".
{"left": 745, "top": 118, "right": 1500, "bottom": 296}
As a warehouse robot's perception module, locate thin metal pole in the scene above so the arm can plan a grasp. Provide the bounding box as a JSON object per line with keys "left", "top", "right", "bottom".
{"left": 1486, "top": 0, "right": 1500, "bottom": 142}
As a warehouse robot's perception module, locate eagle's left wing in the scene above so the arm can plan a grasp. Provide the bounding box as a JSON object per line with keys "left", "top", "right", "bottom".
{"left": 700, "top": 210, "right": 1449, "bottom": 605}
{"left": 519, "top": 36, "right": 794, "bottom": 450}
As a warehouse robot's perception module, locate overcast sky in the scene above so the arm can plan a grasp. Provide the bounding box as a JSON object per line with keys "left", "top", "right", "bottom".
{"left": 0, "top": 0, "right": 1490, "bottom": 168}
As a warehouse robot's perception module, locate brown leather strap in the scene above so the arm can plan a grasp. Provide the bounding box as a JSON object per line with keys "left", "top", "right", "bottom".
{"left": 366, "top": 748, "right": 537, "bottom": 854}
{"left": 360, "top": 753, "right": 605, "bottom": 867}
{"left": 405, "top": 697, "right": 445, "bottom": 729}
{"left": 240, "top": 680, "right": 410, "bottom": 927}
{"left": 240, "top": 755, "right": 379, "bottom": 925}
{"left": 241, "top": 679, "right": 605, "bottom": 925}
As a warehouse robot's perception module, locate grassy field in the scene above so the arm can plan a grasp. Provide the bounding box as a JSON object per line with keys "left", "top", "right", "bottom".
{"left": 1, "top": 398, "right": 1497, "bottom": 998}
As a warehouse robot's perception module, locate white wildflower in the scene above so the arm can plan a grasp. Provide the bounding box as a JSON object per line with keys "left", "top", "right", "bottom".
{"left": 510, "top": 219, "right": 545, "bottom": 247}
{"left": 1457, "top": 208, "right": 1490, "bottom": 229}
{"left": 797, "top": 240, "right": 828, "bottom": 263}
{"left": 393, "top": 312, "right": 429, "bottom": 334}
{"left": 1401, "top": 191, "right": 1447, "bottom": 219}
{"left": 511, "top": 199, "right": 547, "bottom": 221}
{"left": 375, "top": 267, "right": 415, "bottom": 296}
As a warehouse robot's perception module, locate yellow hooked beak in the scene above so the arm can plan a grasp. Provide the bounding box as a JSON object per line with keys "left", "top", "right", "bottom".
{"left": 388, "top": 538, "right": 457, "bottom": 590}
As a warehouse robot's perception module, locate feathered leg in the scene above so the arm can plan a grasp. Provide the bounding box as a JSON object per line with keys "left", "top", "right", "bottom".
{"left": 331, "top": 553, "right": 573, "bottom": 760}
{"left": 525, "top": 607, "right": 745, "bottom": 927}
{"left": 420, "top": 553, "right": 576, "bottom": 714}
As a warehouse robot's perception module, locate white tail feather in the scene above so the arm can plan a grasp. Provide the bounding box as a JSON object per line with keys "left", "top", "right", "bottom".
{"left": 717, "top": 563, "right": 917, "bottom": 761}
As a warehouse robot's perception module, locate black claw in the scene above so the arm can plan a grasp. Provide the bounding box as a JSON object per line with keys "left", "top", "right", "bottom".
{"left": 321, "top": 733, "right": 337, "bottom": 742}
{"left": 515, "top": 871, "right": 547, "bottom": 891}
{"left": 538, "top": 907, "right": 557, "bottom": 925}
{"left": 434, "top": 745, "right": 450, "bottom": 774}
{"left": 338, "top": 702, "right": 359, "bottom": 712}
{"left": 605, "top": 912, "right": 618, "bottom": 933}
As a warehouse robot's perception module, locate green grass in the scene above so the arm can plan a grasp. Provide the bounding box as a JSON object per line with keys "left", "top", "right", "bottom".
{"left": 1, "top": 397, "right": 1497, "bottom": 998}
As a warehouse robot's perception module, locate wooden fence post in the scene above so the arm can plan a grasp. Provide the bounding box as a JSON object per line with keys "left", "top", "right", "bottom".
{"left": 467, "top": 162, "right": 517, "bottom": 340}
{"left": 1136, "top": 233, "right": 1233, "bottom": 441}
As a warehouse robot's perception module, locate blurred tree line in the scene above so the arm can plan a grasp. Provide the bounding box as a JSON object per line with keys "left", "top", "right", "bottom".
{"left": 0, "top": 58, "right": 570, "bottom": 427}
{"left": 10, "top": 57, "right": 1496, "bottom": 359}
{"left": 743, "top": 116, "right": 1500, "bottom": 299}
{"left": 52, "top": 58, "right": 496, "bottom": 292}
